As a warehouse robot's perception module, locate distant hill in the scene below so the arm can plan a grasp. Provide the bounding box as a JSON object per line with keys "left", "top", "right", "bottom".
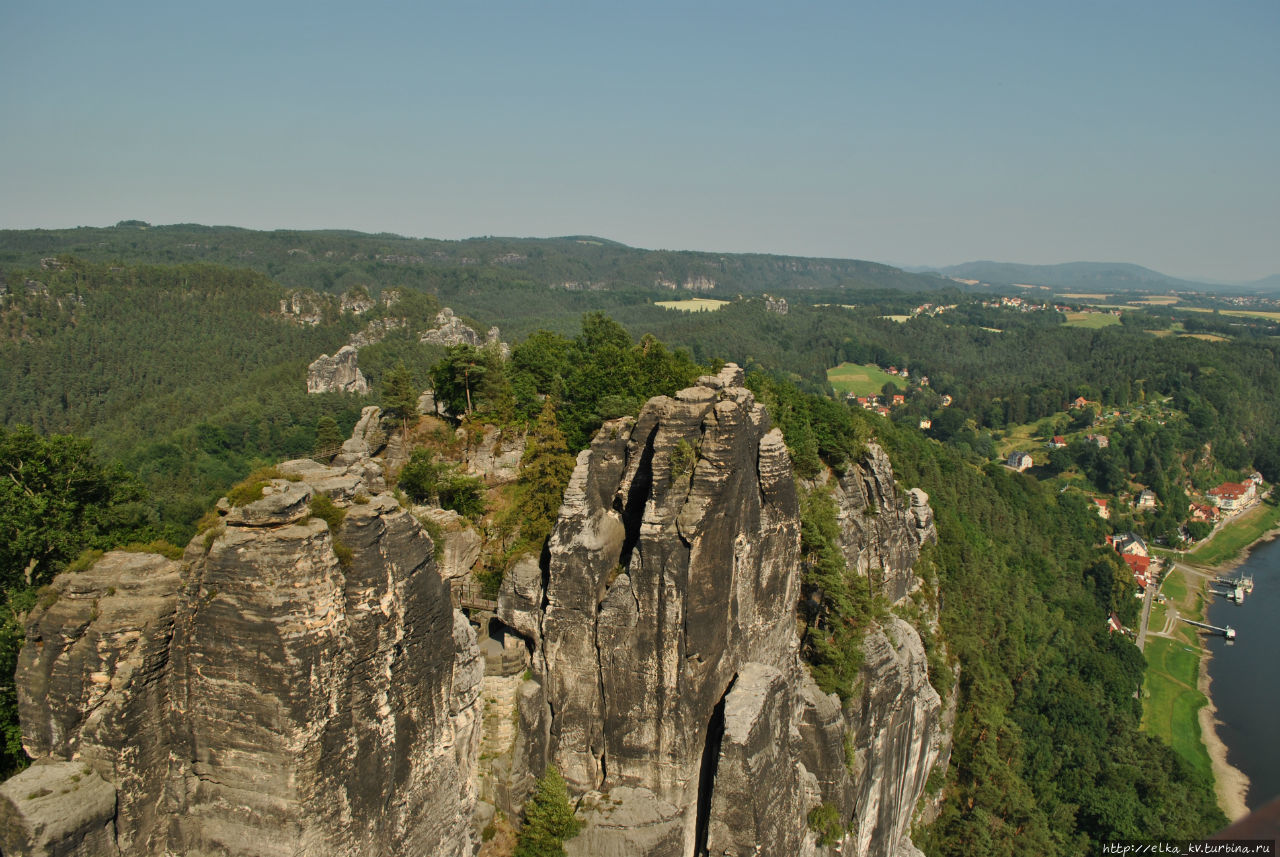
{"left": 0, "top": 224, "right": 949, "bottom": 298}
{"left": 930, "top": 261, "right": 1209, "bottom": 293}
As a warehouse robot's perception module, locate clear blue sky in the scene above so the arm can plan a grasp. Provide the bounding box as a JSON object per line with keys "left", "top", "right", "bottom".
{"left": 2, "top": 0, "right": 1277, "bottom": 281}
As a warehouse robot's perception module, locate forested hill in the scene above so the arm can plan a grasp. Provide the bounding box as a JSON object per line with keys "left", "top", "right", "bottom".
{"left": 930, "top": 260, "right": 1222, "bottom": 293}
{"left": 0, "top": 222, "right": 947, "bottom": 298}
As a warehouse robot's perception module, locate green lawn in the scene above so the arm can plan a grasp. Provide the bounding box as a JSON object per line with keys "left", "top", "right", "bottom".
{"left": 827, "top": 362, "right": 904, "bottom": 397}
{"left": 1142, "top": 637, "right": 1212, "bottom": 779}
{"left": 1141, "top": 564, "right": 1214, "bottom": 779}
{"left": 1063, "top": 311, "right": 1121, "bottom": 329}
{"left": 1187, "top": 498, "right": 1280, "bottom": 566}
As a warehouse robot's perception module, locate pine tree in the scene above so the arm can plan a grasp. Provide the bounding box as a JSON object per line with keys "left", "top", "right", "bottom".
{"left": 507, "top": 400, "right": 576, "bottom": 552}
{"left": 515, "top": 766, "right": 582, "bottom": 857}
{"left": 381, "top": 362, "right": 419, "bottom": 432}
{"left": 315, "top": 415, "right": 343, "bottom": 459}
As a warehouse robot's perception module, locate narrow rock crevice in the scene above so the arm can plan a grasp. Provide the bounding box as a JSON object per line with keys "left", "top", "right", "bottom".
{"left": 615, "top": 422, "right": 658, "bottom": 572}
{"left": 694, "top": 676, "right": 735, "bottom": 857}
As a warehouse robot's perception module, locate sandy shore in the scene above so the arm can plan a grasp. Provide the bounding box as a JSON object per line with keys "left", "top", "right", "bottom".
{"left": 1196, "top": 641, "right": 1251, "bottom": 820}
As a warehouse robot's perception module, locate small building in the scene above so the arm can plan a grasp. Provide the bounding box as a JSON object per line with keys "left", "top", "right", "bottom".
{"left": 940, "top": 394, "right": 953, "bottom": 407}
{"left": 1007, "top": 451, "right": 1033, "bottom": 472}
{"left": 1071, "top": 396, "right": 1091, "bottom": 409}
{"left": 1107, "top": 612, "right": 1123, "bottom": 633}
{"left": 892, "top": 394, "right": 905, "bottom": 406}
{"left": 1086, "top": 434, "right": 1110, "bottom": 449}
{"left": 1092, "top": 498, "right": 1110, "bottom": 519}
{"left": 1108, "top": 532, "right": 1149, "bottom": 558}
{"left": 919, "top": 418, "right": 932, "bottom": 429}
{"left": 1248, "top": 471, "right": 1264, "bottom": 486}
{"left": 1189, "top": 502, "right": 1219, "bottom": 522}
{"left": 1136, "top": 489, "right": 1158, "bottom": 510}
{"left": 1049, "top": 435, "right": 1067, "bottom": 448}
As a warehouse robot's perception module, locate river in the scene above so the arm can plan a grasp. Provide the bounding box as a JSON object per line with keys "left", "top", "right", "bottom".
{"left": 1204, "top": 535, "right": 1280, "bottom": 811}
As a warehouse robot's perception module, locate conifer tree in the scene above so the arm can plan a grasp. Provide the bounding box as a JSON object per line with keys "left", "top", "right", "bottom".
{"left": 515, "top": 766, "right": 581, "bottom": 857}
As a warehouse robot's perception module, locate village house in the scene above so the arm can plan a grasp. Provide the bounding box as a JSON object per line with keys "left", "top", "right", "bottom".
{"left": 919, "top": 418, "right": 932, "bottom": 430}
{"left": 891, "top": 394, "right": 905, "bottom": 406}
{"left": 1208, "top": 481, "right": 1257, "bottom": 512}
{"left": 1189, "top": 502, "right": 1219, "bottom": 522}
{"left": 1049, "top": 435, "right": 1067, "bottom": 449}
{"left": 1108, "top": 532, "right": 1149, "bottom": 558}
{"left": 1092, "top": 498, "right": 1110, "bottom": 519}
{"left": 1071, "top": 396, "right": 1091, "bottom": 409}
{"left": 1007, "top": 451, "right": 1033, "bottom": 472}
{"left": 940, "top": 394, "right": 953, "bottom": 407}
{"left": 1086, "top": 434, "right": 1109, "bottom": 449}
{"left": 1136, "top": 489, "right": 1158, "bottom": 510}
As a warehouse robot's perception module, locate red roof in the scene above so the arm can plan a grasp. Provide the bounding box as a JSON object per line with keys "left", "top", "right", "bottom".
{"left": 1053, "top": 435, "right": 1066, "bottom": 444}
{"left": 1210, "top": 482, "right": 1249, "bottom": 499}
{"left": 1122, "top": 553, "right": 1151, "bottom": 575}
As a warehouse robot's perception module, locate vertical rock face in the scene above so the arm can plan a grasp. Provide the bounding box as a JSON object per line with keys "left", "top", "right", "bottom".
{"left": 829, "top": 443, "right": 936, "bottom": 604}
{"left": 540, "top": 364, "right": 806, "bottom": 855}
{"left": 8, "top": 453, "right": 480, "bottom": 856}
{"left": 536, "top": 366, "right": 947, "bottom": 857}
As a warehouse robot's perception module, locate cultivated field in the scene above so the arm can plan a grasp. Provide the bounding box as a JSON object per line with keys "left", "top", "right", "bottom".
{"left": 1064, "top": 312, "right": 1121, "bottom": 328}
{"left": 654, "top": 299, "right": 729, "bottom": 312}
{"left": 1182, "top": 307, "right": 1280, "bottom": 321}
{"left": 827, "top": 362, "right": 903, "bottom": 396}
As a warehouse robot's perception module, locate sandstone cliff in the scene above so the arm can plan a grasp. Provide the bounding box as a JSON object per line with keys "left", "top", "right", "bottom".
{"left": 3, "top": 364, "right": 949, "bottom": 857}
{"left": 2, "top": 449, "right": 481, "bottom": 856}
{"left": 496, "top": 365, "right": 949, "bottom": 857}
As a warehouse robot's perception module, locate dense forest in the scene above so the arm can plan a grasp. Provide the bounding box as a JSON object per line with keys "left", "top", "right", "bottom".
{"left": 1, "top": 245, "right": 1268, "bottom": 852}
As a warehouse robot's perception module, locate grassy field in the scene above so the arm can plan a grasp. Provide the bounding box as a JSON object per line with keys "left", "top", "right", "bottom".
{"left": 1182, "top": 307, "right": 1280, "bottom": 321}
{"left": 654, "top": 298, "right": 729, "bottom": 312}
{"left": 1060, "top": 293, "right": 1109, "bottom": 300}
{"left": 1133, "top": 296, "right": 1181, "bottom": 305}
{"left": 880, "top": 314, "right": 912, "bottom": 323}
{"left": 1063, "top": 311, "right": 1121, "bottom": 328}
{"left": 827, "top": 362, "right": 903, "bottom": 396}
{"left": 1142, "top": 565, "right": 1213, "bottom": 779}
{"left": 1143, "top": 636, "right": 1212, "bottom": 779}
{"left": 1187, "top": 498, "right": 1280, "bottom": 566}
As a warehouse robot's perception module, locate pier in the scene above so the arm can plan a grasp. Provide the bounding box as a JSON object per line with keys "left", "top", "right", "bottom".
{"left": 1179, "top": 616, "right": 1236, "bottom": 641}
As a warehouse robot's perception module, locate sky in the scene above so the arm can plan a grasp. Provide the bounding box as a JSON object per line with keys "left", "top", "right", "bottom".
{"left": 2, "top": 0, "right": 1277, "bottom": 282}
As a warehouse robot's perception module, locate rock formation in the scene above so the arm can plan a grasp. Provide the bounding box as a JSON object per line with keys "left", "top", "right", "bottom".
{"left": 3, "top": 363, "right": 949, "bottom": 857}
{"left": 306, "top": 344, "right": 369, "bottom": 394}
{"left": 3, "top": 437, "right": 481, "bottom": 856}
{"left": 419, "top": 309, "right": 510, "bottom": 358}
{"left": 829, "top": 443, "right": 936, "bottom": 604}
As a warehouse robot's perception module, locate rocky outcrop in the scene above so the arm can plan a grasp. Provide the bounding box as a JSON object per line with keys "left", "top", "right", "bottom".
{"left": 307, "top": 344, "right": 369, "bottom": 394}
{"left": 420, "top": 309, "right": 510, "bottom": 359}
{"left": 537, "top": 364, "right": 808, "bottom": 856}
{"left": 461, "top": 425, "right": 526, "bottom": 485}
{"left": 419, "top": 308, "right": 484, "bottom": 348}
{"left": 7, "top": 435, "right": 481, "bottom": 855}
{"left": 830, "top": 443, "right": 936, "bottom": 604}
{"left": 5, "top": 362, "right": 950, "bottom": 857}
{"left": 797, "top": 618, "right": 948, "bottom": 857}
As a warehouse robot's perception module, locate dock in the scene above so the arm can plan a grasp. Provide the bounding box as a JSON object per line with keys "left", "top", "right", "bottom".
{"left": 1179, "top": 616, "right": 1236, "bottom": 641}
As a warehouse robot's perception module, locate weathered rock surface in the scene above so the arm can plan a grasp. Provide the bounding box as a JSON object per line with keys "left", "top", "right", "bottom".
{"left": 462, "top": 425, "right": 526, "bottom": 485}
{"left": 306, "top": 344, "right": 369, "bottom": 394}
{"left": 0, "top": 762, "right": 119, "bottom": 857}
{"left": 8, "top": 441, "right": 480, "bottom": 855}
{"left": 797, "top": 618, "right": 947, "bottom": 857}
{"left": 540, "top": 363, "right": 808, "bottom": 855}
{"left": 830, "top": 442, "right": 937, "bottom": 604}
{"left": 414, "top": 507, "right": 483, "bottom": 581}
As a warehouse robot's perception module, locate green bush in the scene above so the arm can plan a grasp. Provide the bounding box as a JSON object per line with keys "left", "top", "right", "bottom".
{"left": 807, "top": 802, "right": 844, "bottom": 847}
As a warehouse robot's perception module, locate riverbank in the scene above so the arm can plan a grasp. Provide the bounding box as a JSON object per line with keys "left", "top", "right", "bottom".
{"left": 1141, "top": 561, "right": 1251, "bottom": 821}
{"left": 1175, "top": 496, "right": 1280, "bottom": 817}
{"left": 1196, "top": 640, "right": 1250, "bottom": 820}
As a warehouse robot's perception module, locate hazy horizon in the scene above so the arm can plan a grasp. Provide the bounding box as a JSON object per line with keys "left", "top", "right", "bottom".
{"left": 3, "top": 1, "right": 1277, "bottom": 282}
